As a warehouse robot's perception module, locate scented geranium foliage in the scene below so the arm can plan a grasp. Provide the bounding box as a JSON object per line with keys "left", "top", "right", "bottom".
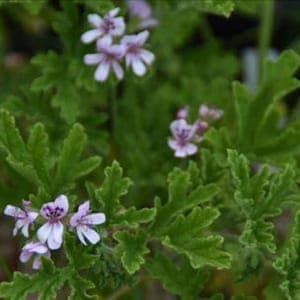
{"left": 1, "top": 0, "right": 300, "bottom": 299}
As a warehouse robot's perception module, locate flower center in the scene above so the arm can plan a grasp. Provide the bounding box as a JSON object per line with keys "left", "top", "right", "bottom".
{"left": 101, "top": 17, "right": 116, "bottom": 34}
{"left": 126, "top": 43, "right": 140, "bottom": 55}
{"left": 177, "top": 128, "right": 191, "bottom": 141}
{"left": 43, "top": 205, "right": 64, "bottom": 219}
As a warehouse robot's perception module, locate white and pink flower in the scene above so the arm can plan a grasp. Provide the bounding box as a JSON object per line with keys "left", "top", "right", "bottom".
{"left": 84, "top": 37, "right": 126, "bottom": 82}
{"left": 81, "top": 8, "right": 125, "bottom": 44}
{"left": 37, "top": 195, "right": 68, "bottom": 250}
{"left": 121, "top": 30, "right": 154, "bottom": 76}
{"left": 168, "top": 119, "right": 198, "bottom": 158}
{"left": 4, "top": 200, "right": 38, "bottom": 237}
{"left": 19, "top": 241, "right": 50, "bottom": 270}
{"left": 127, "top": 0, "right": 158, "bottom": 29}
{"left": 70, "top": 201, "right": 106, "bottom": 245}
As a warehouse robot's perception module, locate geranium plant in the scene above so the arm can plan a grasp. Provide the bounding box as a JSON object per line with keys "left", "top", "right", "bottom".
{"left": 0, "top": 0, "right": 300, "bottom": 299}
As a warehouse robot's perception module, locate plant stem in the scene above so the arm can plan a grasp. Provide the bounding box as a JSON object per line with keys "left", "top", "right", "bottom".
{"left": 258, "top": 0, "right": 274, "bottom": 83}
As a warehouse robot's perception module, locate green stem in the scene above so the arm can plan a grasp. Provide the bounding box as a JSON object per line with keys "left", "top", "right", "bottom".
{"left": 109, "top": 83, "right": 118, "bottom": 147}
{"left": 258, "top": 0, "right": 274, "bottom": 83}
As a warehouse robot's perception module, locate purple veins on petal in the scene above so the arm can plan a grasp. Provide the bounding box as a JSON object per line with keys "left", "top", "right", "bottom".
{"left": 168, "top": 119, "right": 199, "bottom": 158}
{"left": 37, "top": 195, "right": 69, "bottom": 250}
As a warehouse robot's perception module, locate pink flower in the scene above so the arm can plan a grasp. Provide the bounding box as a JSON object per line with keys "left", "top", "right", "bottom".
{"left": 70, "top": 201, "right": 106, "bottom": 245}
{"left": 176, "top": 106, "right": 189, "bottom": 119}
{"left": 84, "top": 37, "right": 125, "bottom": 82}
{"left": 199, "top": 104, "right": 223, "bottom": 121}
{"left": 127, "top": 0, "right": 158, "bottom": 29}
{"left": 168, "top": 119, "right": 198, "bottom": 158}
{"left": 4, "top": 200, "right": 38, "bottom": 237}
{"left": 37, "top": 195, "right": 69, "bottom": 250}
{"left": 19, "top": 241, "right": 50, "bottom": 270}
{"left": 81, "top": 8, "right": 125, "bottom": 44}
{"left": 121, "top": 30, "right": 154, "bottom": 76}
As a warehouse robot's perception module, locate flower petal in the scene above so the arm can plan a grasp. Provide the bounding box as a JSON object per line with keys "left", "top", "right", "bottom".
{"left": 140, "top": 49, "right": 155, "bottom": 65}
{"left": 95, "top": 62, "right": 110, "bottom": 82}
{"left": 112, "top": 61, "right": 124, "bottom": 80}
{"left": 137, "top": 30, "right": 149, "bottom": 44}
{"left": 87, "top": 14, "right": 102, "bottom": 27}
{"left": 111, "top": 17, "right": 125, "bottom": 36}
{"left": 108, "top": 7, "right": 120, "bottom": 17}
{"left": 81, "top": 29, "right": 101, "bottom": 44}
{"left": 32, "top": 256, "right": 42, "bottom": 270}
{"left": 140, "top": 18, "right": 159, "bottom": 29}
{"left": 37, "top": 222, "right": 52, "bottom": 243}
{"left": 70, "top": 201, "right": 90, "bottom": 227}
{"left": 48, "top": 222, "right": 64, "bottom": 250}
{"left": 82, "top": 227, "right": 100, "bottom": 244}
{"left": 21, "top": 223, "right": 30, "bottom": 238}
{"left": 4, "top": 205, "right": 22, "bottom": 218}
{"left": 175, "top": 147, "right": 188, "bottom": 158}
{"left": 76, "top": 226, "right": 87, "bottom": 245}
{"left": 54, "top": 195, "right": 69, "bottom": 216}
{"left": 84, "top": 213, "right": 106, "bottom": 225}
{"left": 186, "top": 143, "right": 198, "bottom": 155}
{"left": 19, "top": 250, "right": 32, "bottom": 263}
{"left": 132, "top": 59, "right": 146, "bottom": 76}
{"left": 78, "top": 201, "right": 90, "bottom": 215}
{"left": 84, "top": 54, "right": 103, "bottom": 65}
{"left": 168, "top": 139, "right": 179, "bottom": 151}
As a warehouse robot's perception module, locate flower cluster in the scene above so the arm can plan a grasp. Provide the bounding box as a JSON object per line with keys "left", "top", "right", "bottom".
{"left": 81, "top": 5, "right": 156, "bottom": 82}
{"left": 168, "top": 104, "right": 223, "bottom": 158}
{"left": 3, "top": 195, "right": 105, "bottom": 269}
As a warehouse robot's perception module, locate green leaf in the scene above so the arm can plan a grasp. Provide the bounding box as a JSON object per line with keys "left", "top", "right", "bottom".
{"left": 274, "top": 211, "right": 300, "bottom": 300}
{"left": 227, "top": 150, "right": 297, "bottom": 256}
{"left": 0, "top": 109, "right": 28, "bottom": 163}
{"left": 114, "top": 231, "right": 149, "bottom": 274}
{"left": 232, "top": 81, "right": 252, "bottom": 147}
{"left": 68, "top": 271, "right": 97, "bottom": 300}
{"left": 64, "top": 234, "right": 98, "bottom": 270}
{"left": 255, "top": 127, "right": 300, "bottom": 157}
{"left": 239, "top": 219, "right": 276, "bottom": 253}
{"left": 151, "top": 168, "right": 219, "bottom": 236}
{"left": 233, "top": 50, "right": 300, "bottom": 153}
{"left": 162, "top": 207, "right": 232, "bottom": 269}
{"left": 27, "top": 123, "right": 51, "bottom": 191}
{"left": 95, "top": 161, "right": 132, "bottom": 222}
{"left": 73, "top": 156, "right": 102, "bottom": 179}
{"left": 227, "top": 149, "right": 250, "bottom": 188}
{"left": 31, "top": 51, "right": 82, "bottom": 123}
{"left": 54, "top": 123, "right": 100, "bottom": 194}
{"left": 146, "top": 254, "right": 210, "bottom": 300}
{"left": 114, "top": 207, "right": 157, "bottom": 228}
{"left": 0, "top": 259, "right": 68, "bottom": 300}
